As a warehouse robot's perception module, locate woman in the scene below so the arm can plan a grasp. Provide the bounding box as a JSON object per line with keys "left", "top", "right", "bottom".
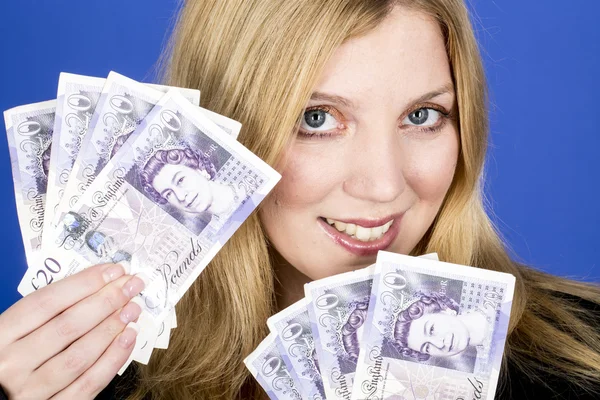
{"left": 1, "top": 1, "right": 599, "bottom": 399}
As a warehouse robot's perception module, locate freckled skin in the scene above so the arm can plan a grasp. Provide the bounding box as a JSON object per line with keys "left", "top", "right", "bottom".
{"left": 260, "top": 7, "right": 460, "bottom": 281}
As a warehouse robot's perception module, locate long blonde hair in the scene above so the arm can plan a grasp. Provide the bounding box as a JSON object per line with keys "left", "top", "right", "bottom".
{"left": 130, "top": 1, "right": 600, "bottom": 398}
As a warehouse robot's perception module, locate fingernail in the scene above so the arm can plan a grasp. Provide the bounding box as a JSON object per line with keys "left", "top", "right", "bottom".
{"left": 121, "top": 261, "right": 132, "bottom": 275}
{"left": 130, "top": 296, "right": 145, "bottom": 309}
{"left": 122, "top": 276, "right": 145, "bottom": 298}
{"left": 118, "top": 322, "right": 139, "bottom": 348}
{"left": 134, "top": 272, "right": 152, "bottom": 288}
{"left": 119, "top": 301, "right": 142, "bottom": 324}
{"left": 102, "top": 264, "right": 125, "bottom": 283}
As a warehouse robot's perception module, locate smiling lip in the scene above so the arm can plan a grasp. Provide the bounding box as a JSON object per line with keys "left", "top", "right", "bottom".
{"left": 318, "top": 214, "right": 402, "bottom": 257}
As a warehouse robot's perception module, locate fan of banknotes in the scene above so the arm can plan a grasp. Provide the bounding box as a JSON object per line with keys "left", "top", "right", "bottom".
{"left": 4, "top": 71, "right": 516, "bottom": 398}
{"left": 3, "top": 71, "right": 281, "bottom": 371}
{"left": 244, "top": 251, "right": 516, "bottom": 400}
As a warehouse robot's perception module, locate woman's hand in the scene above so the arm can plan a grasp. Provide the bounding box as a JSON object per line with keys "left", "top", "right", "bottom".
{"left": 0, "top": 263, "right": 145, "bottom": 399}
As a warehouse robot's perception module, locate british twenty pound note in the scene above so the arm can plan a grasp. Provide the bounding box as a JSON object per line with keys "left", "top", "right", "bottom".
{"left": 305, "top": 265, "right": 375, "bottom": 400}
{"left": 3, "top": 100, "right": 56, "bottom": 267}
{"left": 244, "top": 332, "right": 304, "bottom": 400}
{"left": 47, "top": 71, "right": 203, "bottom": 240}
{"left": 41, "top": 74, "right": 105, "bottom": 250}
{"left": 21, "top": 89, "right": 280, "bottom": 326}
{"left": 48, "top": 74, "right": 221, "bottom": 357}
{"left": 352, "top": 251, "right": 515, "bottom": 400}
{"left": 304, "top": 254, "right": 439, "bottom": 400}
{"left": 267, "top": 298, "right": 326, "bottom": 400}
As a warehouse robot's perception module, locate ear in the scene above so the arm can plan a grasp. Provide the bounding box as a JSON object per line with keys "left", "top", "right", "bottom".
{"left": 200, "top": 169, "right": 211, "bottom": 180}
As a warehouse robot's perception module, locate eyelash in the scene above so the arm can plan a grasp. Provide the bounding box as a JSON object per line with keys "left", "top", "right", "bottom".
{"left": 297, "top": 105, "right": 341, "bottom": 139}
{"left": 297, "top": 103, "right": 453, "bottom": 139}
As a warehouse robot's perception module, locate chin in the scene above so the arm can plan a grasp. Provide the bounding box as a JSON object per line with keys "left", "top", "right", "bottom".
{"left": 316, "top": 259, "right": 372, "bottom": 281}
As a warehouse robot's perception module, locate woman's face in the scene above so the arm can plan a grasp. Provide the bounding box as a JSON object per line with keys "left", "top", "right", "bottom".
{"left": 406, "top": 312, "right": 470, "bottom": 357}
{"left": 260, "top": 7, "right": 459, "bottom": 279}
{"left": 152, "top": 163, "right": 212, "bottom": 214}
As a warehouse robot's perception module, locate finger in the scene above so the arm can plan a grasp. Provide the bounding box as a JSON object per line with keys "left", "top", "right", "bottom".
{"left": 27, "top": 301, "right": 142, "bottom": 399}
{"left": 0, "top": 263, "right": 126, "bottom": 349}
{"left": 50, "top": 323, "right": 140, "bottom": 400}
{"left": 8, "top": 275, "right": 144, "bottom": 372}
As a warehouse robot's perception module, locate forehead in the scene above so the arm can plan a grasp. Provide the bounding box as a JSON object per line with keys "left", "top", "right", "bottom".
{"left": 407, "top": 316, "right": 427, "bottom": 348}
{"left": 314, "top": 7, "right": 451, "bottom": 108}
{"left": 152, "top": 163, "right": 183, "bottom": 190}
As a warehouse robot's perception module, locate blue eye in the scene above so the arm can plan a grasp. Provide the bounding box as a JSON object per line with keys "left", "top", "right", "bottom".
{"left": 299, "top": 107, "right": 341, "bottom": 134}
{"left": 429, "top": 324, "right": 435, "bottom": 335}
{"left": 177, "top": 176, "right": 185, "bottom": 185}
{"left": 403, "top": 108, "right": 441, "bottom": 127}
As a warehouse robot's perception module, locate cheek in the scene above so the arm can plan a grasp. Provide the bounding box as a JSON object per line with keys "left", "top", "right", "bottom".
{"left": 259, "top": 145, "right": 343, "bottom": 276}
{"left": 187, "top": 174, "right": 207, "bottom": 196}
{"left": 403, "top": 132, "right": 459, "bottom": 202}
{"left": 266, "top": 146, "right": 341, "bottom": 211}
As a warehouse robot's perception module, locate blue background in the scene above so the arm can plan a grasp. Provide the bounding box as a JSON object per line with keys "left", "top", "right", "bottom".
{"left": 0, "top": 1, "right": 598, "bottom": 313}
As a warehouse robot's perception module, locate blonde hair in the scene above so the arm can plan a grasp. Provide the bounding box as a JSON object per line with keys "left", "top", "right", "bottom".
{"left": 129, "top": 1, "right": 600, "bottom": 398}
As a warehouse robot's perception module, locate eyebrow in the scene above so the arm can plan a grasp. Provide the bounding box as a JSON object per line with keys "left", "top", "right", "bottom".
{"left": 309, "top": 92, "right": 356, "bottom": 108}
{"left": 309, "top": 83, "right": 455, "bottom": 110}
{"left": 410, "top": 83, "right": 455, "bottom": 106}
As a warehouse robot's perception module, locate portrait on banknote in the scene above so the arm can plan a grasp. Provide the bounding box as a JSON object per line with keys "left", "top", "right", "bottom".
{"left": 377, "top": 269, "right": 501, "bottom": 375}
{"left": 50, "top": 109, "right": 241, "bottom": 258}
{"left": 387, "top": 292, "right": 479, "bottom": 373}
{"left": 127, "top": 110, "right": 246, "bottom": 236}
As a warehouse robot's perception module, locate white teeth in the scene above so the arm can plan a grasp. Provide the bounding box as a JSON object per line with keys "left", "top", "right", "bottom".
{"left": 382, "top": 220, "right": 392, "bottom": 233}
{"left": 370, "top": 226, "right": 383, "bottom": 240}
{"left": 355, "top": 226, "right": 371, "bottom": 241}
{"left": 334, "top": 221, "right": 347, "bottom": 231}
{"left": 324, "top": 218, "right": 393, "bottom": 242}
{"left": 345, "top": 223, "right": 357, "bottom": 235}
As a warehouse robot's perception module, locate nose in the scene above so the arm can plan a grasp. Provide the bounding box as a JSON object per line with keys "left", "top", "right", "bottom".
{"left": 443, "top": 332, "right": 453, "bottom": 349}
{"left": 172, "top": 186, "right": 188, "bottom": 203}
{"left": 430, "top": 335, "right": 445, "bottom": 350}
{"left": 342, "top": 121, "right": 406, "bottom": 203}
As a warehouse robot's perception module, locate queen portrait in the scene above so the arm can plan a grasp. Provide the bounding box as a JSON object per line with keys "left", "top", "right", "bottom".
{"left": 392, "top": 292, "right": 494, "bottom": 373}
{"left": 139, "top": 147, "right": 241, "bottom": 229}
